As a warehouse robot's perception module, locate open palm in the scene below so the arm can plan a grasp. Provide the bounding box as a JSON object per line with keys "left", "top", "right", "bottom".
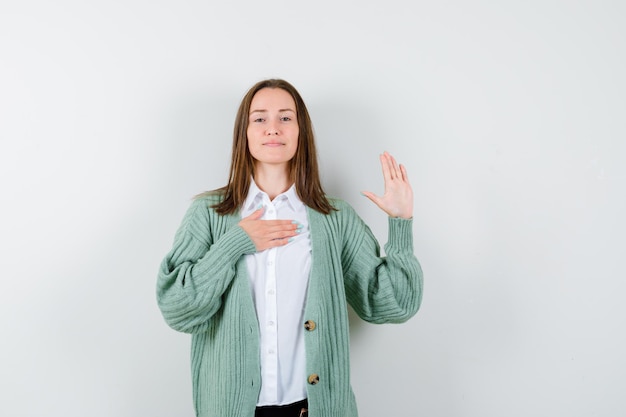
{"left": 362, "top": 152, "right": 414, "bottom": 219}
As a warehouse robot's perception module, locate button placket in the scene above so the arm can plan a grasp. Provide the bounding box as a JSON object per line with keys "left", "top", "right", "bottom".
{"left": 248, "top": 190, "right": 313, "bottom": 404}
{"left": 264, "top": 198, "right": 279, "bottom": 399}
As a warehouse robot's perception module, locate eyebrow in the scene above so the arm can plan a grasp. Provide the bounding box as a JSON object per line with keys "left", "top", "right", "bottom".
{"left": 249, "top": 108, "right": 296, "bottom": 114}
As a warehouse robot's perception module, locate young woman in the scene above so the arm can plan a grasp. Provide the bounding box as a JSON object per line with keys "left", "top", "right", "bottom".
{"left": 157, "top": 79, "right": 423, "bottom": 417}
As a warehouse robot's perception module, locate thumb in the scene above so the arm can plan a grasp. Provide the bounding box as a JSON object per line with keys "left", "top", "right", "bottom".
{"left": 361, "top": 191, "right": 382, "bottom": 208}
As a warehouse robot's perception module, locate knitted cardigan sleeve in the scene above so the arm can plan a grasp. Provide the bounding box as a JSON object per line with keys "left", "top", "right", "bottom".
{"left": 340, "top": 202, "right": 423, "bottom": 324}
{"left": 156, "top": 196, "right": 256, "bottom": 334}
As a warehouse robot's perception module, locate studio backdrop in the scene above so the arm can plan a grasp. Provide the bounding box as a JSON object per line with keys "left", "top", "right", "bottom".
{"left": 1, "top": 1, "right": 624, "bottom": 416}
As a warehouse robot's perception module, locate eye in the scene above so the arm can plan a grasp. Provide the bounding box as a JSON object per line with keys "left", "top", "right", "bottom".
{"left": 280, "top": 116, "right": 292, "bottom": 122}
{"left": 252, "top": 117, "right": 265, "bottom": 123}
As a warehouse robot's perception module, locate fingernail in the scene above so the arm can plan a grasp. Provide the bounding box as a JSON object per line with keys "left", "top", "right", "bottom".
{"left": 288, "top": 237, "right": 294, "bottom": 242}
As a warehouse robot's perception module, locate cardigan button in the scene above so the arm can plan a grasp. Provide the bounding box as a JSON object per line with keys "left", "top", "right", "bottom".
{"left": 304, "top": 320, "right": 316, "bottom": 331}
{"left": 308, "top": 374, "right": 320, "bottom": 385}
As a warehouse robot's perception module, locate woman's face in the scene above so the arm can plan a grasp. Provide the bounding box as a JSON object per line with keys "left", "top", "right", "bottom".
{"left": 247, "top": 87, "right": 299, "bottom": 169}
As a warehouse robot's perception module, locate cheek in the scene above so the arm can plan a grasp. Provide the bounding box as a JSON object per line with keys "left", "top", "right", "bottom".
{"left": 289, "top": 127, "right": 299, "bottom": 146}
{"left": 288, "top": 133, "right": 298, "bottom": 148}
{"left": 289, "top": 138, "right": 299, "bottom": 157}
{"left": 246, "top": 130, "right": 260, "bottom": 147}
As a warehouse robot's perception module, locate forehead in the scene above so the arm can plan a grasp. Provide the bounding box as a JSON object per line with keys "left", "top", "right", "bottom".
{"left": 250, "top": 88, "right": 296, "bottom": 111}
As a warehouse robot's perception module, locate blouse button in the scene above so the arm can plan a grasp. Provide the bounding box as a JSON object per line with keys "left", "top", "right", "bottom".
{"left": 308, "top": 374, "right": 320, "bottom": 385}
{"left": 304, "top": 320, "right": 316, "bottom": 331}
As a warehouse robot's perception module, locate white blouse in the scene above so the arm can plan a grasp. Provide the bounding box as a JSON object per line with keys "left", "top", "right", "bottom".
{"left": 242, "top": 180, "right": 311, "bottom": 406}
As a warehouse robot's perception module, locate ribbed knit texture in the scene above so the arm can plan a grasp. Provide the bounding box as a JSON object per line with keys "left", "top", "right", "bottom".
{"left": 157, "top": 195, "right": 423, "bottom": 417}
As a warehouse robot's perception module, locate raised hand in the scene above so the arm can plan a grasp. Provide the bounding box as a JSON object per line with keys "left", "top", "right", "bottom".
{"left": 238, "top": 207, "right": 301, "bottom": 251}
{"left": 361, "top": 152, "right": 414, "bottom": 219}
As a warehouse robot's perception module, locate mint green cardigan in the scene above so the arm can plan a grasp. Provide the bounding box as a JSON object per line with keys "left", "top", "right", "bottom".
{"left": 157, "top": 194, "right": 423, "bottom": 417}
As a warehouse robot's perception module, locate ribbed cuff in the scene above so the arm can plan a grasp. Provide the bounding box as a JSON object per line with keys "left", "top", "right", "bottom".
{"left": 387, "top": 216, "right": 414, "bottom": 252}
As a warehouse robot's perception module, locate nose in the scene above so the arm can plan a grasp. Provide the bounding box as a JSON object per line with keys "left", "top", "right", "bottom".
{"left": 266, "top": 120, "right": 279, "bottom": 135}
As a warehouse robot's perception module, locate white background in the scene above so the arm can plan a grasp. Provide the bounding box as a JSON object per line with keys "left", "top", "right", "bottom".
{"left": 1, "top": 1, "right": 625, "bottom": 416}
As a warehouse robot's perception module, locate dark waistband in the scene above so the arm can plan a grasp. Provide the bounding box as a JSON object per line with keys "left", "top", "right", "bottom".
{"left": 255, "top": 399, "right": 308, "bottom": 417}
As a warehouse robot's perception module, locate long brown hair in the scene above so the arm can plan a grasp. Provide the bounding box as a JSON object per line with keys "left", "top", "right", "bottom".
{"left": 209, "top": 79, "right": 335, "bottom": 215}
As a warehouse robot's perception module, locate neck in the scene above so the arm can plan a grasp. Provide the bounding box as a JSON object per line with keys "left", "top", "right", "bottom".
{"left": 253, "top": 163, "right": 292, "bottom": 200}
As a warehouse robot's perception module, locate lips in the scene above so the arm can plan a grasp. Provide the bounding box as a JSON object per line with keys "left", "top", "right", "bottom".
{"left": 263, "top": 141, "right": 285, "bottom": 146}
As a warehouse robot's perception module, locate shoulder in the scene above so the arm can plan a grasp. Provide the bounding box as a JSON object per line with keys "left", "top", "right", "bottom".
{"left": 313, "top": 197, "right": 366, "bottom": 232}
{"left": 175, "top": 191, "right": 230, "bottom": 244}
{"left": 193, "top": 190, "right": 224, "bottom": 205}
{"left": 188, "top": 190, "right": 225, "bottom": 212}
{"left": 325, "top": 197, "right": 358, "bottom": 218}
{"left": 180, "top": 191, "right": 225, "bottom": 224}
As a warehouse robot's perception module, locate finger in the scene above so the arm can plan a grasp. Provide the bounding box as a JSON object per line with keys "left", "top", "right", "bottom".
{"left": 259, "top": 229, "right": 301, "bottom": 250}
{"left": 261, "top": 220, "right": 301, "bottom": 233}
{"left": 251, "top": 221, "right": 300, "bottom": 240}
{"left": 385, "top": 152, "right": 401, "bottom": 180}
{"left": 361, "top": 191, "right": 382, "bottom": 208}
{"left": 263, "top": 219, "right": 299, "bottom": 226}
{"left": 384, "top": 151, "right": 400, "bottom": 180}
{"left": 263, "top": 222, "right": 300, "bottom": 235}
{"left": 244, "top": 218, "right": 297, "bottom": 232}
{"left": 254, "top": 238, "right": 283, "bottom": 252}
{"left": 263, "top": 237, "right": 292, "bottom": 250}
{"left": 400, "top": 163, "right": 410, "bottom": 183}
{"left": 380, "top": 153, "right": 393, "bottom": 182}
{"left": 250, "top": 232, "right": 295, "bottom": 251}
{"left": 362, "top": 191, "right": 396, "bottom": 217}
{"left": 269, "top": 229, "right": 300, "bottom": 240}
